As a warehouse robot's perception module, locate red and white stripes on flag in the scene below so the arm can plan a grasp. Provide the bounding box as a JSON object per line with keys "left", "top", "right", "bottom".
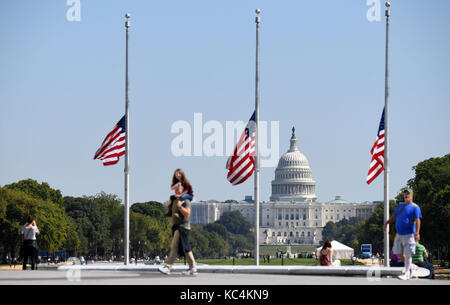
{"left": 366, "top": 108, "right": 385, "bottom": 184}
{"left": 226, "top": 111, "right": 256, "bottom": 185}
{"left": 94, "top": 116, "right": 126, "bottom": 166}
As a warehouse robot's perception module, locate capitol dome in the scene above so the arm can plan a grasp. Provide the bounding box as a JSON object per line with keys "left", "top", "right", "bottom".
{"left": 277, "top": 149, "right": 310, "bottom": 168}
{"left": 270, "top": 127, "right": 317, "bottom": 202}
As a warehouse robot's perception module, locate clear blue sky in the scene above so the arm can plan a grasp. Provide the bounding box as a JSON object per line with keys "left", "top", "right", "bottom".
{"left": 1, "top": 0, "right": 449, "bottom": 204}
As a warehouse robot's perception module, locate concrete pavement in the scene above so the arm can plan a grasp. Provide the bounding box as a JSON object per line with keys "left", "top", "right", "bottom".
{"left": 0, "top": 263, "right": 447, "bottom": 285}
{"left": 0, "top": 269, "right": 445, "bottom": 285}
{"left": 56, "top": 262, "right": 406, "bottom": 277}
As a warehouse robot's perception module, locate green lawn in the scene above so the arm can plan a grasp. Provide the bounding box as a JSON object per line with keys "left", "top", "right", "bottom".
{"left": 196, "top": 258, "right": 363, "bottom": 266}
{"left": 259, "top": 245, "right": 317, "bottom": 256}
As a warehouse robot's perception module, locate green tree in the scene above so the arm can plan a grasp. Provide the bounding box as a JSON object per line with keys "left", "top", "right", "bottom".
{"left": 129, "top": 211, "right": 171, "bottom": 258}
{"left": 357, "top": 200, "right": 398, "bottom": 254}
{"left": 190, "top": 225, "right": 210, "bottom": 258}
{"left": 63, "top": 194, "right": 115, "bottom": 257}
{"left": 109, "top": 204, "right": 125, "bottom": 257}
{"left": 404, "top": 154, "right": 450, "bottom": 261}
{"left": 321, "top": 222, "right": 337, "bottom": 243}
{"left": 227, "top": 234, "right": 252, "bottom": 255}
{"left": 217, "top": 211, "right": 252, "bottom": 237}
{"left": 129, "top": 201, "right": 172, "bottom": 257}
{"left": 204, "top": 222, "right": 228, "bottom": 239}
{"left": 202, "top": 212, "right": 253, "bottom": 256}
{"left": 0, "top": 186, "right": 78, "bottom": 259}
{"left": 205, "top": 230, "right": 229, "bottom": 258}
{"left": 131, "top": 201, "right": 166, "bottom": 220}
{"left": 5, "top": 179, "right": 63, "bottom": 207}
{"left": 320, "top": 218, "right": 363, "bottom": 252}
{"left": 189, "top": 224, "right": 228, "bottom": 258}
{"left": 335, "top": 218, "right": 362, "bottom": 248}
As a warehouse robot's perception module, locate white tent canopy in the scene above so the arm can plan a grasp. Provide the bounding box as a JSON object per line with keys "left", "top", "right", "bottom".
{"left": 316, "top": 240, "right": 355, "bottom": 260}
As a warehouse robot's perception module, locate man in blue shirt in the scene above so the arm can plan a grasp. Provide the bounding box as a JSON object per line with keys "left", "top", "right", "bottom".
{"left": 383, "top": 188, "right": 422, "bottom": 280}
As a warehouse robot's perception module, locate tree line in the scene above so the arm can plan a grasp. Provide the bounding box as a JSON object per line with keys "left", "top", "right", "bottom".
{"left": 0, "top": 179, "right": 253, "bottom": 262}
{"left": 1, "top": 154, "right": 448, "bottom": 263}
{"left": 322, "top": 154, "right": 450, "bottom": 262}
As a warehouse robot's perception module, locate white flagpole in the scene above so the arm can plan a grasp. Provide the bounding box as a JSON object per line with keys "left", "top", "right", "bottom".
{"left": 383, "top": 3, "right": 390, "bottom": 267}
{"left": 124, "top": 13, "right": 131, "bottom": 265}
{"left": 254, "top": 9, "right": 261, "bottom": 266}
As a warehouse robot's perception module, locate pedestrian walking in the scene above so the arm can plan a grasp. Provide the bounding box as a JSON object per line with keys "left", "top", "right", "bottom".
{"left": 21, "top": 215, "right": 40, "bottom": 270}
{"left": 159, "top": 173, "right": 197, "bottom": 276}
{"left": 10, "top": 257, "right": 17, "bottom": 269}
{"left": 383, "top": 188, "right": 422, "bottom": 280}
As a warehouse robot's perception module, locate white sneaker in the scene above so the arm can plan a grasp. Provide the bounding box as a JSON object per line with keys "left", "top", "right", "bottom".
{"left": 158, "top": 266, "right": 171, "bottom": 275}
{"left": 410, "top": 264, "right": 421, "bottom": 279}
{"left": 397, "top": 274, "right": 410, "bottom": 280}
{"left": 182, "top": 268, "right": 198, "bottom": 276}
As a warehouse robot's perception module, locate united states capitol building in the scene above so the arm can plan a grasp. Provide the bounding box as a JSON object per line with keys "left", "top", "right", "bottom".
{"left": 191, "top": 128, "right": 377, "bottom": 246}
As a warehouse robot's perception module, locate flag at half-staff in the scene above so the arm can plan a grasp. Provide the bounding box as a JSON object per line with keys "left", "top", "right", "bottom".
{"left": 94, "top": 115, "right": 126, "bottom": 166}
{"left": 226, "top": 111, "right": 256, "bottom": 185}
{"left": 366, "top": 108, "right": 385, "bottom": 184}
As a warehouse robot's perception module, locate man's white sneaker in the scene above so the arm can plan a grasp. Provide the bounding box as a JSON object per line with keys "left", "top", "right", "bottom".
{"left": 158, "top": 266, "right": 171, "bottom": 275}
{"left": 397, "top": 274, "right": 410, "bottom": 280}
{"left": 182, "top": 268, "right": 198, "bottom": 276}
{"left": 410, "top": 264, "right": 418, "bottom": 278}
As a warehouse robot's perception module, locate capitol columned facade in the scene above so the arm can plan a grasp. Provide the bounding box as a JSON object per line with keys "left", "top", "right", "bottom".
{"left": 191, "top": 128, "right": 377, "bottom": 246}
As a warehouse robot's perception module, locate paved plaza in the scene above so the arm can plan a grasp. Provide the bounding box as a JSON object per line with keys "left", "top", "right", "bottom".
{"left": 0, "top": 267, "right": 446, "bottom": 285}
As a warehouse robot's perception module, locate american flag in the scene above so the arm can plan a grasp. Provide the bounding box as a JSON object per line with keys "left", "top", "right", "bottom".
{"left": 94, "top": 116, "right": 126, "bottom": 166}
{"left": 366, "top": 108, "right": 385, "bottom": 184}
{"left": 226, "top": 111, "right": 256, "bottom": 185}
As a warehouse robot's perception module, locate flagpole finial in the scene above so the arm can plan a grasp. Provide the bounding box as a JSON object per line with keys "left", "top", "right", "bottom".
{"left": 255, "top": 9, "right": 261, "bottom": 23}
{"left": 125, "top": 13, "right": 130, "bottom": 28}
{"left": 385, "top": 2, "right": 391, "bottom": 8}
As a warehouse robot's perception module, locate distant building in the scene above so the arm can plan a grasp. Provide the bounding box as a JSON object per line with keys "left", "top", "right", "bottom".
{"left": 190, "top": 200, "right": 228, "bottom": 225}
{"left": 191, "top": 128, "right": 377, "bottom": 245}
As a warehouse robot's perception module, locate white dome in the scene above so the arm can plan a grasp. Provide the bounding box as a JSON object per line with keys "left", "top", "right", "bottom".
{"left": 277, "top": 150, "right": 310, "bottom": 168}
{"left": 270, "top": 127, "right": 317, "bottom": 202}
